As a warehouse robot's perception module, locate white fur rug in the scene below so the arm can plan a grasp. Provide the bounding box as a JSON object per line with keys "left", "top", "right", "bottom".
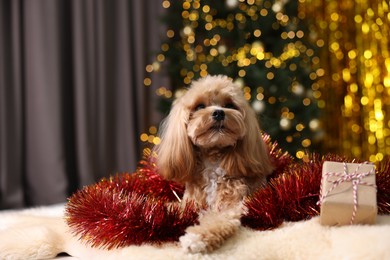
{"left": 1, "top": 204, "right": 390, "bottom": 260}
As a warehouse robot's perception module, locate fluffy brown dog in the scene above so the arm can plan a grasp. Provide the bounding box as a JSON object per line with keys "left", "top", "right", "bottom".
{"left": 155, "top": 75, "right": 273, "bottom": 253}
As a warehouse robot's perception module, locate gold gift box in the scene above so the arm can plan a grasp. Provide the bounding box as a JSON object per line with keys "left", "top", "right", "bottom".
{"left": 319, "top": 161, "right": 377, "bottom": 226}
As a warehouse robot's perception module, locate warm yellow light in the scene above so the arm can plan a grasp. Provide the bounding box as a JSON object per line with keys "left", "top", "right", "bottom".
{"left": 182, "top": 2, "right": 190, "bottom": 9}
{"left": 296, "top": 124, "right": 305, "bottom": 131}
{"left": 266, "top": 72, "right": 274, "bottom": 79}
{"left": 342, "top": 69, "right": 351, "bottom": 82}
{"left": 140, "top": 133, "right": 148, "bottom": 142}
{"left": 330, "top": 12, "right": 339, "bottom": 21}
{"left": 362, "top": 23, "right": 370, "bottom": 33}
{"left": 157, "top": 54, "right": 165, "bottom": 62}
{"left": 162, "top": 1, "right": 170, "bottom": 8}
{"left": 153, "top": 137, "right": 161, "bottom": 145}
{"left": 354, "top": 15, "right": 363, "bottom": 23}
{"left": 302, "top": 139, "right": 311, "bottom": 147}
{"left": 296, "top": 150, "right": 305, "bottom": 159}
{"left": 364, "top": 50, "right": 373, "bottom": 59}
{"left": 149, "top": 126, "right": 157, "bottom": 135}
{"left": 361, "top": 96, "right": 369, "bottom": 106}
{"left": 143, "top": 78, "right": 152, "bottom": 86}
{"left": 189, "top": 12, "right": 198, "bottom": 21}
{"left": 330, "top": 42, "right": 339, "bottom": 51}
{"left": 384, "top": 75, "right": 390, "bottom": 87}
{"left": 350, "top": 83, "right": 358, "bottom": 93}
{"left": 348, "top": 50, "right": 357, "bottom": 59}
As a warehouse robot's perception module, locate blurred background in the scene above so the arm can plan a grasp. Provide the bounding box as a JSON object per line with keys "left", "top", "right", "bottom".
{"left": 0, "top": 0, "right": 389, "bottom": 209}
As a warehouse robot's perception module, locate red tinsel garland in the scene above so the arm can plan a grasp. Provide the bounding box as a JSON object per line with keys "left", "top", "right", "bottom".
{"left": 65, "top": 137, "right": 390, "bottom": 249}
{"left": 65, "top": 161, "right": 196, "bottom": 249}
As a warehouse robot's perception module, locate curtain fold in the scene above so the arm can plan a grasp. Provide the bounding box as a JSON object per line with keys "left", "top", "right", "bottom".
{"left": 0, "top": 0, "right": 25, "bottom": 208}
{"left": 23, "top": 0, "right": 69, "bottom": 206}
{"left": 0, "top": 0, "right": 163, "bottom": 209}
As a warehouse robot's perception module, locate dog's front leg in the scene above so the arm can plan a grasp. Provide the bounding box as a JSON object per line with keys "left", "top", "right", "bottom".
{"left": 179, "top": 205, "right": 243, "bottom": 254}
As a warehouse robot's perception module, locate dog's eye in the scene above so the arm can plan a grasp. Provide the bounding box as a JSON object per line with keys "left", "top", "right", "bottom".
{"left": 195, "top": 104, "right": 206, "bottom": 111}
{"left": 224, "top": 103, "right": 237, "bottom": 110}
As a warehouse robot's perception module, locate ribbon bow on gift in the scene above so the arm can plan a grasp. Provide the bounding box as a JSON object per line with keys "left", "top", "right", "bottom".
{"left": 317, "top": 162, "right": 377, "bottom": 224}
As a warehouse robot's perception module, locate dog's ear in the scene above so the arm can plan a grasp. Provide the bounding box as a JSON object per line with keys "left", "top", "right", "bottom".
{"left": 154, "top": 100, "right": 195, "bottom": 183}
{"left": 240, "top": 105, "right": 274, "bottom": 177}
{"left": 221, "top": 101, "right": 273, "bottom": 179}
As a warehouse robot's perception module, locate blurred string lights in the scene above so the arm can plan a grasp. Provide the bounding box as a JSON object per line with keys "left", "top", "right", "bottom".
{"left": 141, "top": 0, "right": 390, "bottom": 162}
{"left": 304, "top": 0, "right": 390, "bottom": 162}
{"left": 141, "top": 0, "right": 323, "bottom": 160}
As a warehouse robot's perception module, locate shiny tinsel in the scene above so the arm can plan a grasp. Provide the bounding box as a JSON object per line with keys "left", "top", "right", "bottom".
{"left": 376, "top": 160, "right": 390, "bottom": 214}
{"left": 243, "top": 153, "right": 349, "bottom": 229}
{"left": 66, "top": 160, "right": 197, "bottom": 249}
{"left": 65, "top": 136, "right": 390, "bottom": 249}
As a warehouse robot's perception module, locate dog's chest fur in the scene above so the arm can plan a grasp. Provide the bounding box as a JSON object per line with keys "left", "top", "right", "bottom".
{"left": 202, "top": 162, "right": 226, "bottom": 207}
{"left": 183, "top": 155, "right": 249, "bottom": 210}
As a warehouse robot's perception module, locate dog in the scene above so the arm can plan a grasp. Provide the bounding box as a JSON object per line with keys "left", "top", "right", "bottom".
{"left": 155, "top": 75, "right": 273, "bottom": 253}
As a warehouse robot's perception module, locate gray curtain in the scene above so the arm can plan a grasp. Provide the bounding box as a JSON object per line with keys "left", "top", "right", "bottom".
{"left": 0, "top": 0, "right": 164, "bottom": 209}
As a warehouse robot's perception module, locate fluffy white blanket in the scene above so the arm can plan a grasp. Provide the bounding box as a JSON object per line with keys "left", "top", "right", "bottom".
{"left": 0, "top": 204, "right": 390, "bottom": 260}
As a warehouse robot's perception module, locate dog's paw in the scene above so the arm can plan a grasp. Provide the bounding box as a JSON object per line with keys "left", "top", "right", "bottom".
{"left": 179, "top": 232, "right": 207, "bottom": 254}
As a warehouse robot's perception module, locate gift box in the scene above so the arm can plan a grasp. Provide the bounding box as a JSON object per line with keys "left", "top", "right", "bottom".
{"left": 318, "top": 161, "right": 377, "bottom": 226}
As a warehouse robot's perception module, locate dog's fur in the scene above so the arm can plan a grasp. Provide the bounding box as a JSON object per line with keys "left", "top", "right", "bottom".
{"left": 155, "top": 75, "right": 273, "bottom": 253}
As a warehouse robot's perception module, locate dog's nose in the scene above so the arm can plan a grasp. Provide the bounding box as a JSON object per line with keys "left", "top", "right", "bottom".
{"left": 212, "top": 109, "right": 225, "bottom": 121}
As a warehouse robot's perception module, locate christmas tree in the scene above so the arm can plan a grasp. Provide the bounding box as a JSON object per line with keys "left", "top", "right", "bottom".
{"left": 144, "top": 0, "right": 323, "bottom": 159}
